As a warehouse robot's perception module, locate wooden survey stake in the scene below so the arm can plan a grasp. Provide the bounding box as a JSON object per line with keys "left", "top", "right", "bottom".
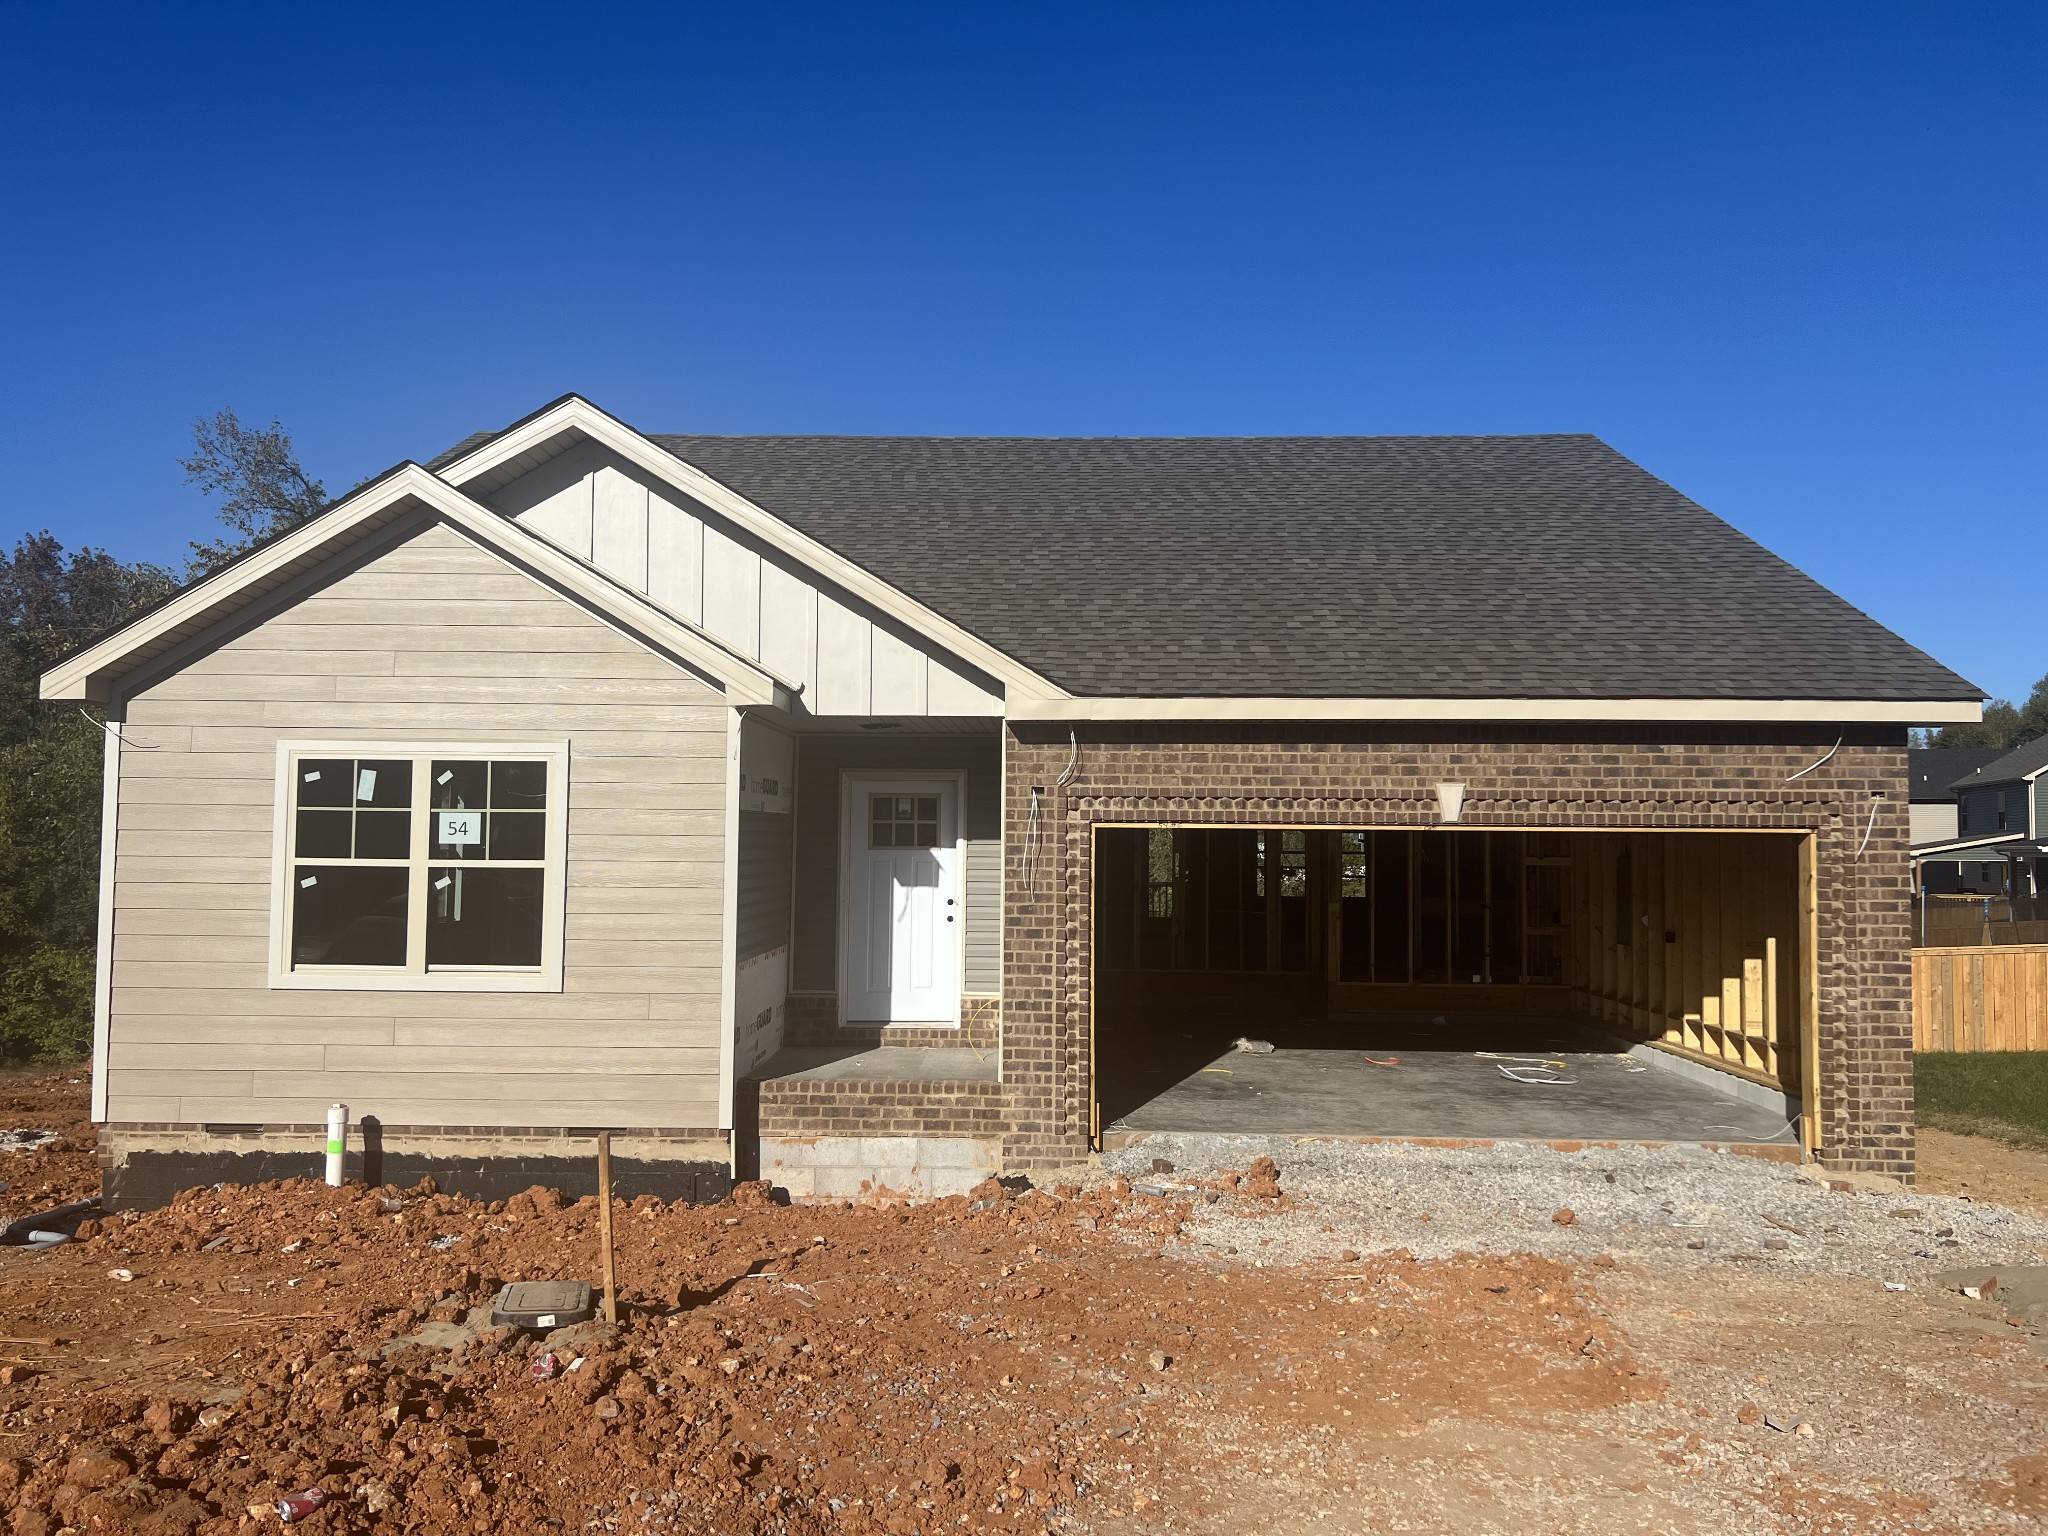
{"left": 597, "top": 1131, "right": 619, "bottom": 1325}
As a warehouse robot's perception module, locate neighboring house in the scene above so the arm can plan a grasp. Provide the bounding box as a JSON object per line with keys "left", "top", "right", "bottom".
{"left": 42, "top": 396, "right": 1981, "bottom": 1202}
{"left": 1915, "top": 735, "right": 2048, "bottom": 900}
{"left": 1908, "top": 746, "right": 2007, "bottom": 895}
{"left": 1907, "top": 748, "right": 2004, "bottom": 846}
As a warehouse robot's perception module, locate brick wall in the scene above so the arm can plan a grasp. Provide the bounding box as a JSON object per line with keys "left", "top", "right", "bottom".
{"left": 754, "top": 1076, "right": 1012, "bottom": 1140}
{"left": 999, "top": 722, "right": 1915, "bottom": 1180}
{"left": 783, "top": 993, "right": 1001, "bottom": 1050}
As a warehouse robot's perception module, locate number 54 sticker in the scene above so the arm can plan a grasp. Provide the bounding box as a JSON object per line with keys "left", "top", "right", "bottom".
{"left": 437, "top": 812, "right": 481, "bottom": 846}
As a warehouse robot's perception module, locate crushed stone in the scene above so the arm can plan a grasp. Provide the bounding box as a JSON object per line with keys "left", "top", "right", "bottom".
{"left": 1103, "top": 1134, "right": 2048, "bottom": 1286}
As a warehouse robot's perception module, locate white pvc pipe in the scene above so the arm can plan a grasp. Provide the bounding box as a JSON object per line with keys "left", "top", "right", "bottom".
{"left": 325, "top": 1104, "right": 348, "bottom": 1187}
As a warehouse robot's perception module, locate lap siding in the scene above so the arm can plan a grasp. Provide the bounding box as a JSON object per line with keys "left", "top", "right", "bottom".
{"left": 104, "top": 520, "right": 729, "bottom": 1130}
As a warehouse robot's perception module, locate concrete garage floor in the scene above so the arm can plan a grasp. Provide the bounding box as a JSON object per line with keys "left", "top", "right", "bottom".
{"left": 1098, "top": 1012, "right": 1798, "bottom": 1149}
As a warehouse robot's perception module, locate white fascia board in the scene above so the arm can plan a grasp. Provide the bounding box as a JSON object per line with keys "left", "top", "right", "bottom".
{"left": 39, "top": 464, "right": 794, "bottom": 710}
{"left": 435, "top": 397, "right": 1069, "bottom": 703}
{"left": 41, "top": 465, "right": 424, "bottom": 703}
{"left": 1911, "top": 831, "right": 2042, "bottom": 856}
{"left": 1007, "top": 696, "right": 1984, "bottom": 725}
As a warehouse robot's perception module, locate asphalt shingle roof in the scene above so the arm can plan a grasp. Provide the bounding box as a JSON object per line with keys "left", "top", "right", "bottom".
{"left": 1908, "top": 748, "right": 2006, "bottom": 801}
{"left": 613, "top": 432, "right": 1974, "bottom": 702}
{"left": 1950, "top": 734, "right": 2048, "bottom": 789}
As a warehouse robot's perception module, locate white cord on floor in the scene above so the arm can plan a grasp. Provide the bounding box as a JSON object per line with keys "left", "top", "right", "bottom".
{"left": 1497, "top": 1064, "right": 1577, "bottom": 1085}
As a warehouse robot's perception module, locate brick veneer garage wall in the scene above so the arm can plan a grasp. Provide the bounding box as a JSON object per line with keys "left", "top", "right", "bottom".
{"left": 998, "top": 723, "right": 1915, "bottom": 1181}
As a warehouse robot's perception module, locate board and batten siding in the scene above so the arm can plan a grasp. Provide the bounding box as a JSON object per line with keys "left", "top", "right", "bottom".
{"left": 791, "top": 733, "right": 1003, "bottom": 999}
{"left": 104, "top": 518, "right": 730, "bottom": 1130}
{"left": 489, "top": 441, "right": 1005, "bottom": 720}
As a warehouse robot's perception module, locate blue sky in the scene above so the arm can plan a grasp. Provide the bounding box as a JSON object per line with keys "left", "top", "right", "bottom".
{"left": 2, "top": 3, "right": 2041, "bottom": 704}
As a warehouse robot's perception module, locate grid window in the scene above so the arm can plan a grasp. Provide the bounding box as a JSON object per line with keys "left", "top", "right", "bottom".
{"left": 1146, "top": 828, "right": 1176, "bottom": 918}
{"left": 1279, "top": 829, "right": 1308, "bottom": 899}
{"left": 276, "top": 743, "right": 565, "bottom": 990}
{"left": 1340, "top": 831, "right": 1370, "bottom": 898}
{"left": 870, "top": 794, "right": 940, "bottom": 849}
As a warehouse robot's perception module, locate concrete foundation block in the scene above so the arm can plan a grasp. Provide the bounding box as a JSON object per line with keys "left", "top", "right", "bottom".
{"left": 756, "top": 1136, "right": 1001, "bottom": 1202}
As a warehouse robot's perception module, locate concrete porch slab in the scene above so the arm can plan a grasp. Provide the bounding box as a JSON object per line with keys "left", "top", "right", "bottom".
{"left": 751, "top": 1045, "right": 998, "bottom": 1084}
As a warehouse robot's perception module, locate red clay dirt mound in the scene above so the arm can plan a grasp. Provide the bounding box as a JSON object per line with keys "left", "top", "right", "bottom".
{"left": 0, "top": 1067, "right": 98, "bottom": 1224}
{"left": 1, "top": 1163, "right": 1648, "bottom": 1535}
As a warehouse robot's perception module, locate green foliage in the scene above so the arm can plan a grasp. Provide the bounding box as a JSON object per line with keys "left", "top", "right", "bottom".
{"left": 1927, "top": 670, "right": 2048, "bottom": 750}
{"left": 1916, "top": 1050, "right": 2048, "bottom": 1150}
{"left": 182, "top": 408, "right": 327, "bottom": 577}
{"left": 0, "top": 535, "right": 178, "bottom": 1062}
{"left": 0, "top": 409, "right": 323, "bottom": 1062}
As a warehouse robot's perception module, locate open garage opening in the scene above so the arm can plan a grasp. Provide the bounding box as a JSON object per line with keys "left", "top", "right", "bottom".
{"left": 1091, "top": 826, "right": 1815, "bottom": 1153}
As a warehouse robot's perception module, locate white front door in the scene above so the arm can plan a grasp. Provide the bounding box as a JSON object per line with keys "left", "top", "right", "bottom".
{"left": 845, "top": 779, "right": 960, "bottom": 1024}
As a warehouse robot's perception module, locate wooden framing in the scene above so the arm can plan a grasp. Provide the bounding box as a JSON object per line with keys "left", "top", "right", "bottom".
{"left": 1798, "top": 832, "right": 1822, "bottom": 1152}
{"left": 1564, "top": 829, "right": 1806, "bottom": 1095}
{"left": 1088, "top": 821, "right": 1822, "bottom": 1148}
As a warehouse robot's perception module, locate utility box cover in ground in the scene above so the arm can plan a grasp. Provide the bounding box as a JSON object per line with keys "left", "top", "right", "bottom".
{"left": 490, "top": 1280, "right": 595, "bottom": 1331}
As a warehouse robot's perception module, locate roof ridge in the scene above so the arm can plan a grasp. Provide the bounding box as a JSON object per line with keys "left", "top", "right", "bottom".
{"left": 647, "top": 430, "right": 1609, "bottom": 444}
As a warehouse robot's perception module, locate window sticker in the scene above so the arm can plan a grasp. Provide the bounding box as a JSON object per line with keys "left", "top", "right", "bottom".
{"left": 434, "top": 875, "right": 453, "bottom": 890}
{"left": 302, "top": 770, "right": 321, "bottom": 783}
{"left": 437, "top": 770, "right": 454, "bottom": 785}
{"left": 300, "top": 875, "right": 318, "bottom": 888}
{"left": 438, "top": 812, "right": 481, "bottom": 846}
{"left": 356, "top": 768, "right": 377, "bottom": 802}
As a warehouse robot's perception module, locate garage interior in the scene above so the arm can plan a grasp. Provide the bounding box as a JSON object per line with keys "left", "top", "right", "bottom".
{"left": 1092, "top": 827, "right": 1815, "bottom": 1151}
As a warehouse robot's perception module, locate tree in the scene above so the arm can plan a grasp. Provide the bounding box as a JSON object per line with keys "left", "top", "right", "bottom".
{"left": 0, "top": 535, "right": 176, "bottom": 1061}
{"left": 0, "top": 406, "right": 322, "bottom": 1061}
{"left": 1927, "top": 670, "right": 2048, "bottom": 751}
{"left": 180, "top": 408, "right": 327, "bottom": 576}
{"left": 2017, "top": 672, "right": 2048, "bottom": 745}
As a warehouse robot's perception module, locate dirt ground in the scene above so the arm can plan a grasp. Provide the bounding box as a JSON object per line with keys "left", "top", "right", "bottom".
{"left": 1919, "top": 1127, "right": 2048, "bottom": 1220}
{"left": 3, "top": 1071, "right": 2046, "bottom": 1535}
{"left": 0, "top": 1068, "right": 98, "bottom": 1225}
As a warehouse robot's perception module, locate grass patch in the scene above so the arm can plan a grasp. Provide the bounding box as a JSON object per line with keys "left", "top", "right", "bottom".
{"left": 1917, "top": 1051, "right": 2048, "bottom": 1151}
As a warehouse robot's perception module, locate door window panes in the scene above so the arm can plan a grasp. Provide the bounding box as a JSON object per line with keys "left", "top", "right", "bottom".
{"left": 870, "top": 794, "right": 940, "bottom": 849}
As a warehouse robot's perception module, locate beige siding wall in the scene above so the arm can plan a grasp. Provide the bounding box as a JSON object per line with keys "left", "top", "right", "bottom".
{"left": 105, "top": 518, "right": 729, "bottom": 1130}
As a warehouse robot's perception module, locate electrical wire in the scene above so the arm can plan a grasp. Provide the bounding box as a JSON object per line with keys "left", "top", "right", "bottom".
{"left": 1054, "top": 729, "right": 1078, "bottom": 791}
{"left": 1022, "top": 786, "right": 1044, "bottom": 888}
{"left": 1856, "top": 794, "right": 1882, "bottom": 859}
{"left": 79, "top": 710, "right": 157, "bottom": 749}
{"left": 1022, "top": 732, "right": 1077, "bottom": 891}
{"left": 1497, "top": 1064, "right": 1577, "bottom": 1085}
{"left": 1785, "top": 737, "right": 1841, "bottom": 782}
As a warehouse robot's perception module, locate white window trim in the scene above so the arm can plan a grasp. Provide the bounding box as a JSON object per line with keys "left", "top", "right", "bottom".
{"left": 269, "top": 739, "right": 570, "bottom": 992}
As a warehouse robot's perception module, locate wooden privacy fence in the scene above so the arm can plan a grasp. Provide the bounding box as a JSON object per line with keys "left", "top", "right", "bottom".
{"left": 1913, "top": 944, "right": 2048, "bottom": 1052}
{"left": 1916, "top": 896, "right": 2048, "bottom": 949}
